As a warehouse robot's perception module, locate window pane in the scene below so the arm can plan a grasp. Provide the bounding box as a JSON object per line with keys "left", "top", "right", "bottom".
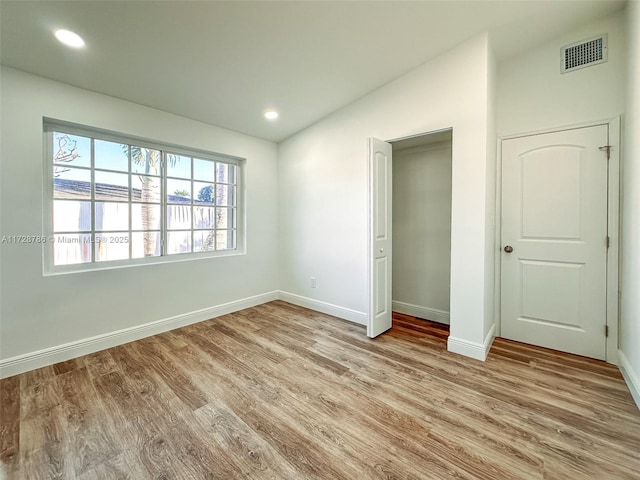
{"left": 167, "top": 231, "right": 191, "bottom": 254}
{"left": 54, "top": 200, "right": 92, "bottom": 232}
{"left": 215, "top": 207, "right": 235, "bottom": 229}
{"left": 95, "top": 140, "right": 128, "bottom": 172}
{"left": 166, "top": 154, "right": 191, "bottom": 179}
{"left": 167, "top": 179, "right": 191, "bottom": 203}
{"left": 95, "top": 233, "right": 130, "bottom": 262}
{"left": 194, "top": 182, "right": 215, "bottom": 205}
{"left": 131, "top": 147, "right": 162, "bottom": 176}
{"left": 132, "top": 231, "right": 161, "bottom": 258}
{"left": 95, "top": 202, "right": 129, "bottom": 231}
{"left": 167, "top": 205, "right": 191, "bottom": 230}
{"left": 194, "top": 230, "right": 215, "bottom": 252}
{"left": 132, "top": 175, "right": 161, "bottom": 203}
{"left": 53, "top": 233, "right": 92, "bottom": 265}
{"left": 216, "top": 163, "right": 236, "bottom": 184}
{"left": 54, "top": 167, "right": 91, "bottom": 199}
{"left": 53, "top": 132, "right": 91, "bottom": 168}
{"left": 193, "top": 206, "right": 215, "bottom": 229}
{"left": 215, "top": 184, "right": 235, "bottom": 206}
{"left": 216, "top": 230, "right": 235, "bottom": 250}
{"left": 193, "top": 158, "right": 215, "bottom": 180}
{"left": 95, "top": 171, "right": 129, "bottom": 201}
{"left": 132, "top": 204, "right": 161, "bottom": 230}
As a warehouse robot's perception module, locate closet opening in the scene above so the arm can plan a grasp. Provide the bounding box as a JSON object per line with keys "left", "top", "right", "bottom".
{"left": 390, "top": 129, "right": 452, "bottom": 333}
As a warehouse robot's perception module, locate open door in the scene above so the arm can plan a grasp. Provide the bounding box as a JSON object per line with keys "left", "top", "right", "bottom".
{"left": 368, "top": 137, "right": 392, "bottom": 337}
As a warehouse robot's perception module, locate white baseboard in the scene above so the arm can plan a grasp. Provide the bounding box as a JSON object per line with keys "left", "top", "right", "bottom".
{"left": 447, "top": 324, "right": 495, "bottom": 362}
{"left": 619, "top": 349, "right": 640, "bottom": 411}
{"left": 277, "top": 291, "right": 367, "bottom": 326}
{"left": 392, "top": 300, "right": 450, "bottom": 325}
{"left": 0, "top": 291, "right": 278, "bottom": 379}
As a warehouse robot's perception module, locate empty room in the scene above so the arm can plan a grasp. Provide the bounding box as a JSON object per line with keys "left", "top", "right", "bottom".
{"left": 1, "top": 1, "right": 639, "bottom": 479}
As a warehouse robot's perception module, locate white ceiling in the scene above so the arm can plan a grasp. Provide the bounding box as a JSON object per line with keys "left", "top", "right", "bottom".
{"left": 0, "top": 1, "right": 626, "bottom": 142}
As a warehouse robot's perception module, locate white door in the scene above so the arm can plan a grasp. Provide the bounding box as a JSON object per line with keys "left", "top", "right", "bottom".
{"left": 368, "top": 137, "right": 393, "bottom": 338}
{"left": 501, "top": 125, "right": 609, "bottom": 359}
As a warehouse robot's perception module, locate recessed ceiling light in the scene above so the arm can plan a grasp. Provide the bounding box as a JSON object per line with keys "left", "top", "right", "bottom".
{"left": 264, "top": 110, "right": 279, "bottom": 120}
{"left": 54, "top": 29, "right": 85, "bottom": 49}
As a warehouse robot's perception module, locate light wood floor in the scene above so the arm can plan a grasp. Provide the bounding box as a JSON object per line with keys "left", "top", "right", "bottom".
{"left": 1, "top": 301, "right": 639, "bottom": 479}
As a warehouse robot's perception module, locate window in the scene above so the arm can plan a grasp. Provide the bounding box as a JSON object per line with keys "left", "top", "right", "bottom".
{"left": 44, "top": 120, "right": 243, "bottom": 273}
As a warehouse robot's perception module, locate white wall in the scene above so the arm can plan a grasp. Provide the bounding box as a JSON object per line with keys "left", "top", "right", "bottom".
{"left": 0, "top": 67, "right": 279, "bottom": 365}
{"left": 497, "top": 10, "right": 627, "bottom": 136}
{"left": 278, "top": 34, "right": 495, "bottom": 357}
{"left": 620, "top": 0, "right": 640, "bottom": 408}
{"left": 392, "top": 142, "right": 451, "bottom": 323}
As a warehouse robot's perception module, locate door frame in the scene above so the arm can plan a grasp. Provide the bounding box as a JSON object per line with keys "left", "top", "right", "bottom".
{"left": 367, "top": 129, "right": 454, "bottom": 337}
{"left": 495, "top": 117, "right": 620, "bottom": 364}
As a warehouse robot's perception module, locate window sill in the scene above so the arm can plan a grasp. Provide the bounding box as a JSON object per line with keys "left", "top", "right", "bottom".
{"left": 43, "top": 248, "right": 246, "bottom": 276}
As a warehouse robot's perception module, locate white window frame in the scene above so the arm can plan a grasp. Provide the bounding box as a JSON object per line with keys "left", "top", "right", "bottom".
{"left": 43, "top": 118, "right": 245, "bottom": 275}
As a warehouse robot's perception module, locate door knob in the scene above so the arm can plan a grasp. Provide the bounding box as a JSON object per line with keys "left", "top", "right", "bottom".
{"left": 504, "top": 245, "right": 513, "bottom": 253}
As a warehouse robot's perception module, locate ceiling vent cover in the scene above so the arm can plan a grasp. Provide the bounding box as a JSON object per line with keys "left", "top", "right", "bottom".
{"left": 561, "top": 34, "right": 608, "bottom": 73}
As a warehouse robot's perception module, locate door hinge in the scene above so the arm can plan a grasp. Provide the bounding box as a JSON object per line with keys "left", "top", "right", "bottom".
{"left": 599, "top": 145, "right": 611, "bottom": 160}
{"left": 605, "top": 325, "right": 609, "bottom": 337}
{"left": 606, "top": 236, "right": 610, "bottom": 248}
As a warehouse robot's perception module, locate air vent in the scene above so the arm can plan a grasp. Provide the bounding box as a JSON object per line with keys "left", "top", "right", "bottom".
{"left": 561, "top": 34, "right": 608, "bottom": 73}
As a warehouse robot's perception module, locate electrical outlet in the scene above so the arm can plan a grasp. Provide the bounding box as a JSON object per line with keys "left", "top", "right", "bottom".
{"left": 310, "top": 276, "right": 316, "bottom": 288}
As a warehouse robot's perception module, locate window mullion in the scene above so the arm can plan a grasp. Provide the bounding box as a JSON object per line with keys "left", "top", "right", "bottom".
{"left": 90, "top": 138, "right": 96, "bottom": 263}
{"left": 161, "top": 151, "right": 168, "bottom": 257}
{"left": 128, "top": 145, "right": 133, "bottom": 260}
{"left": 45, "top": 132, "right": 55, "bottom": 271}
{"left": 191, "top": 156, "right": 195, "bottom": 253}
{"left": 213, "top": 162, "right": 218, "bottom": 251}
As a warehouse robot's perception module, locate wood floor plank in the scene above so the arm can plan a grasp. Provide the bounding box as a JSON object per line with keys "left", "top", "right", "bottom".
{"left": 0, "top": 376, "right": 20, "bottom": 476}
{"left": 193, "top": 400, "right": 301, "bottom": 479}
{"left": 75, "top": 454, "right": 142, "bottom": 480}
{"left": 51, "top": 358, "right": 81, "bottom": 376}
{"left": 131, "top": 337, "right": 209, "bottom": 411}
{"left": 210, "top": 322, "right": 289, "bottom": 365}
{"left": 153, "top": 329, "right": 190, "bottom": 351}
{"left": 3, "top": 302, "right": 639, "bottom": 479}
{"left": 82, "top": 349, "right": 120, "bottom": 378}
{"left": 91, "top": 370, "right": 189, "bottom": 479}
{"left": 18, "top": 407, "right": 69, "bottom": 479}
{"left": 54, "top": 367, "right": 121, "bottom": 476}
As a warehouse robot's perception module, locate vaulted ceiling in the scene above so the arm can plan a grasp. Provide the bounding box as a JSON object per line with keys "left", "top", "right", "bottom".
{"left": 0, "top": 1, "right": 626, "bottom": 142}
